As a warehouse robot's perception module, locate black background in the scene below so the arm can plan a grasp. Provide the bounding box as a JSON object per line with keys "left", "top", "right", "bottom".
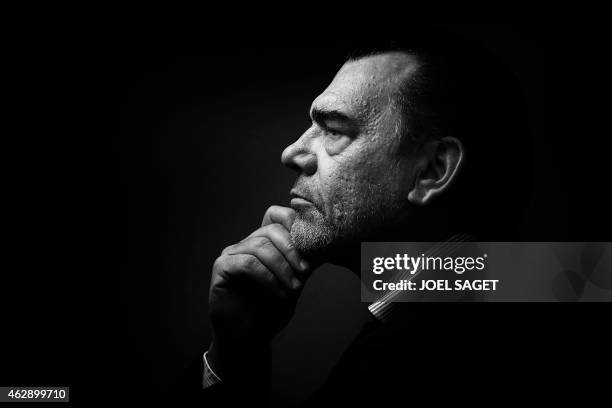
{"left": 1, "top": 23, "right": 610, "bottom": 406}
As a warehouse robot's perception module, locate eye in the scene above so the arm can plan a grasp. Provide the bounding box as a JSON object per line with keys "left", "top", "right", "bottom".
{"left": 323, "top": 128, "right": 352, "bottom": 156}
{"left": 325, "top": 128, "right": 342, "bottom": 137}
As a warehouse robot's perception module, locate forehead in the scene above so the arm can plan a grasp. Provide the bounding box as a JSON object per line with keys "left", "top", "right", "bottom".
{"left": 311, "top": 52, "right": 420, "bottom": 117}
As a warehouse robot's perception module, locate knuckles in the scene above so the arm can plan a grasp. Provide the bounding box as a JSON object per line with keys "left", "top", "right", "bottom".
{"left": 220, "top": 244, "right": 235, "bottom": 255}
{"left": 239, "top": 253, "right": 260, "bottom": 270}
{"left": 251, "top": 236, "right": 272, "bottom": 250}
{"left": 214, "top": 253, "right": 260, "bottom": 274}
{"left": 212, "top": 255, "right": 226, "bottom": 271}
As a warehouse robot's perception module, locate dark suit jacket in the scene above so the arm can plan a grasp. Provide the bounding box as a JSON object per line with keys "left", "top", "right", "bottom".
{"left": 181, "top": 304, "right": 602, "bottom": 406}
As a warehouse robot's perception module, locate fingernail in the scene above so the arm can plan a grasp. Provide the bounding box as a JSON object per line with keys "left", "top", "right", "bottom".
{"left": 291, "top": 278, "right": 302, "bottom": 290}
{"left": 300, "top": 260, "right": 310, "bottom": 271}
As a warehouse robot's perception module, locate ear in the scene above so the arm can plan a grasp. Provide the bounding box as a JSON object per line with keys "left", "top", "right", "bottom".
{"left": 408, "top": 136, "right": 464, "bottom": 206}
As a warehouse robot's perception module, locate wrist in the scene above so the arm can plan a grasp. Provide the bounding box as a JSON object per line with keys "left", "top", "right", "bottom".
{"left": 208, "top": 337, "right": 271, "bottom": 382}
{"left": 203, "top": 349, "right": 223, "bottom": 388}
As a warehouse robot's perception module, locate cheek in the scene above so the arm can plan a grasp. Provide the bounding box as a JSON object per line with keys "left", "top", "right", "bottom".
{"left": 317, "top": 148, "right": 390, "bottom": 208}
{"left": 314, "top": 132, "right": 406, "bottom": 203}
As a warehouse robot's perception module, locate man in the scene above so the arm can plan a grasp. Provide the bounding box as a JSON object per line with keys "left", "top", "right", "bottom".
{"left": 192, "top": 34, "right": 531, "bottom": 406}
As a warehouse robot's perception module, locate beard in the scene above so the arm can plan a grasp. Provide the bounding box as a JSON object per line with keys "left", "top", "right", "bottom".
{"left": 290, "top": 185, "right": 407, "bottom": 261}
{"left": 290, "top": 206, "right": 336, "bottom": 258}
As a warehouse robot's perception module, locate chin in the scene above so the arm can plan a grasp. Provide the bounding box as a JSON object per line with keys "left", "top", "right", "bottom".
{"left": 290, "top": 217, "right": 335, "bottom": 258}
{"left": 290, "top": 212, "right": 367, "bottom": 260}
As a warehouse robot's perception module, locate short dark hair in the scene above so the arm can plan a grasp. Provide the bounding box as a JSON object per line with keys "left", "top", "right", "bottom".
{"left": 349, "top": 30, "right": 533, "bottom": 240}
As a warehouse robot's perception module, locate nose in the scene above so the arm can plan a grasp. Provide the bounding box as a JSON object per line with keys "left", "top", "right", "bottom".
{"left": 281, "top": 136, "right": 317, "bottom": 175}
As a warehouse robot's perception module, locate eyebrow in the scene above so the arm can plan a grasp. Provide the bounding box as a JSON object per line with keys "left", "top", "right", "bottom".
{"left": 310, "top": 108, "right": 357, "bottom": 128}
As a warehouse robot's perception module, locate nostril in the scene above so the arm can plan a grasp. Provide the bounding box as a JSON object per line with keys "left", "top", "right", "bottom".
{"left": 281, "top": 141, "right": 317, "bottom": 174}
{"left": 281, "top": 147, "right": 300, "bottom": 172}
{"left": 301, "top": 155, "right": 317, "bottom": 175}
{"left": 288, "top": 154, "right": 315, "bottom": 176}
{"left": 285, "top": 161, "right": 302, "bottom": 173}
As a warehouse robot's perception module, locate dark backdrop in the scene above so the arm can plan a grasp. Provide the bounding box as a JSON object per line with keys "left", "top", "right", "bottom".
{"left": 2, "top": 24, "right": 610, "bottom": 407}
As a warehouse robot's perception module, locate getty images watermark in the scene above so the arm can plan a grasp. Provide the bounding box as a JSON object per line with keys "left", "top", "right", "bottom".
{"left": 371, "top": 252, "right": 496, "bottom": 292}
{"left": 361, "top": 242, "right": 612, "bottom": 302}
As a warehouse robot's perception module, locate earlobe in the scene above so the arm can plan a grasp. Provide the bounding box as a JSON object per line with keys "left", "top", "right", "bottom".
{"left": 407, "top": 136, "right": 464, "bottom": 206}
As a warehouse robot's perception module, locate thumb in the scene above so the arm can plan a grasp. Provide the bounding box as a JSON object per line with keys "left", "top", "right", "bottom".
{"left": 261, "top": 205, "right": 296, "bottom": 231}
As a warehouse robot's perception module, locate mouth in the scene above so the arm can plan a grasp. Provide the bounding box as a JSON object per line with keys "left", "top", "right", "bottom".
{"left": 290, "top": 190, "right": 315, "bottom": 209}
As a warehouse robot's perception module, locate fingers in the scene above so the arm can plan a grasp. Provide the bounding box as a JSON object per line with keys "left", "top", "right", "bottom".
{"left": 223, "top": 237, "right": 302, "bottom": 290}
{"left": 247, "top": 224, "right": 309, "bottom": 277}
{"left": 261, "top": 205, "right": 296, "bottom": 231}
{"left": 215, "top": 206, "right": 310, "bottom": 296}
{"left": 213, "top": 254, "right": 288, "bottom": 298}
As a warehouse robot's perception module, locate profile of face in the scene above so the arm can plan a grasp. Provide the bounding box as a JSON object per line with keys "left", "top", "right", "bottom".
{"left": 281, "top": 52, "right": 463, "bottom": 260}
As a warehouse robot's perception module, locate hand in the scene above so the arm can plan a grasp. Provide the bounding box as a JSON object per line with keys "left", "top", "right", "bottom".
{"left": 207, "top": 206, "right": 313, "bottom": 376}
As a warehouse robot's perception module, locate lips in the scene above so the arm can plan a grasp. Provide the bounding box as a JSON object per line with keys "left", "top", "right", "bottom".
{"left": 290, "top": 190, "right": 313, "bottom": 203}
{"left": 290, "top": 189, "right": 316, "bottom": 209}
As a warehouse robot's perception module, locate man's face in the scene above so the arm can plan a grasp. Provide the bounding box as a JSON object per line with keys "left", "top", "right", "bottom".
{"left": 282, "top": 52, "right": 422, "bottom": 258}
